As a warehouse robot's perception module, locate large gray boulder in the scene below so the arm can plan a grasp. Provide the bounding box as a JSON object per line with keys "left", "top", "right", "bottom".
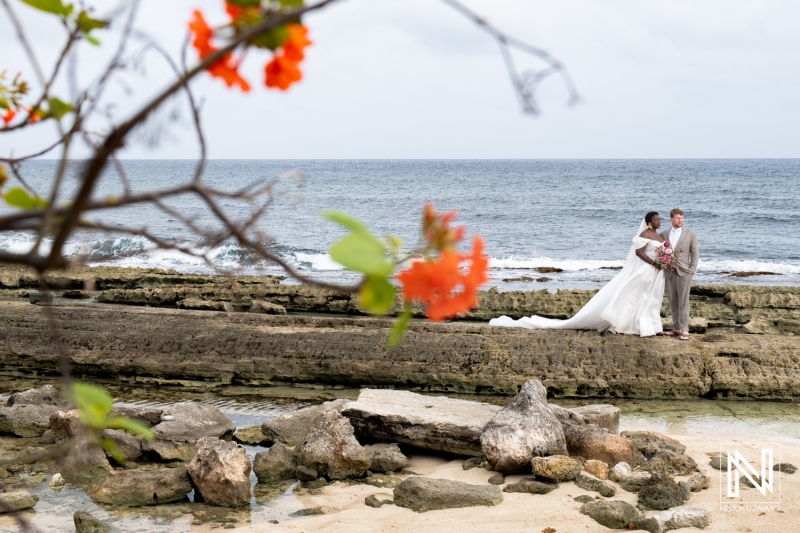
{"left": 253, "top": 443, "right": 296, "bottom": 483}
{"left": 343, "top": 389, "right": 500, "bottom": 456}
{"left": 364, "top": 443, "right": 408, "bottom": 473}
{"left": 550, "top": 405, "right": 645, "bottom": 467}
{"left": 0, "top": 491, "right": 39, "bottom": 513}
{"left": 261, "top": 400, "right": 349, "bottom": 447}
{"left": 7, "top": 385, "right": 67, "bottom": 407}
{"left": 580, "top": 500, "right": 640, "bottom": 529}
{"left": 143, "top": 402, "right": 236, "bottom": 461}
{"left": 481, "top": 380, "right": 567, "bottom": 473}
{"left": 188, "top": 437, "right": 252, "bottom": 507}
{"left": 634, "top": 506, "right": 710, "bottom": 533}
{"left": 0, "top": 404, "right": 61, "bottom": 437}
{"left": 294, "top": 408, "right": 370, "bottom": 480}
{"left": 88, "top": 468, "right": 193, "bottom": 506}
{"left": 393, "top": 477, "right": 502, "bottom": 512}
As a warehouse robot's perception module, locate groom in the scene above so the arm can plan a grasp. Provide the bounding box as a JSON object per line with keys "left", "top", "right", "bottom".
{"left": 659, "top": 208, "right": 699, "bottom": 340}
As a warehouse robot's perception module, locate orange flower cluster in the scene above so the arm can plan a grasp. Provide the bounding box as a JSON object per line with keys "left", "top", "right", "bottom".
{"left": 189, "top": 10, "right": 251, "bottom": 92}
{"left": 1, "top": 107, "right": 43, "bottom": 127}
{"left": 397, "top": 236, "right": 490, "bottom": 322}
{"left": 265, "top": 24, "right": 312, "bottom": 90}
{"left": 423, "top": 202, "right": 465, "bottom": 252}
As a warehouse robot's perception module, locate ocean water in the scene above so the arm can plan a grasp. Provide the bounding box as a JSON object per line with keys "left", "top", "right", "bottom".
{"left": 2, "top": 159, "right": 799, "bottom": 291}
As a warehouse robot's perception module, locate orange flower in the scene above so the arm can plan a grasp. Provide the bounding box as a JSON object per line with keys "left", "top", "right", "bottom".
{"left": 188, "top": 9, "right": 251, "bottom": 92}
{"left": 264, "top": 54, "right": 302, "bottom": 90}
{"left": 422, "top": 202, "right": 465, "bottom": 252}
{"left": 2, "top": 108, "right": 15, "bottom": 126}
{"left": 225, "top": 2, "right": 246, "bottom": 21}
{"left": 189, "top": 10, "right": 214, "bottom": 58}
{"left": 396, "top": 237, "right": 490, "bottom": 321}
{"left": 283, "top": 24, "right": 312, "bottom": 62}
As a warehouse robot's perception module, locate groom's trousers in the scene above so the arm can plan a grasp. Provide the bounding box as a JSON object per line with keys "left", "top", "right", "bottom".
{"left": 665, "top": 271, "right": 692, "bottom": 333}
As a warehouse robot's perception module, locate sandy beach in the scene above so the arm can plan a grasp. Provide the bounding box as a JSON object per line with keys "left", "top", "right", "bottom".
{"left": 234, "top": 435, "right": 799, "bottom": 533}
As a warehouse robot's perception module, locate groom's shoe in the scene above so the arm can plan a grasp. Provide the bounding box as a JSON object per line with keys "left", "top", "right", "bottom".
{"left": 659, "top": 330, "right": 680, "bottom": 337}
{"left": 679, "top": 332, "right": 690, "bottom": 341}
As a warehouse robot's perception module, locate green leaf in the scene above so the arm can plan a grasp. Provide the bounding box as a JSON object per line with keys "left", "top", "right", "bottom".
{"left": 250, "top": 25, "right": 289, "bottom": 51}
{"left": 278, "top": 0, "right": 305, "bottom": 7}
{"left": 47, "top": 97, "right": 73, "bottom": 120}
{"left": 73, "top": 382, "right": 113, "bottom": 428}
{"left": 4, "top": 187, "right": 48, "bottom": 210}
{"left": 388, "top": 308, "right": 413, "bottom": 348}
{"left": 100, "top": 437, "right": 125, "bottom": 464}
{"left": 330, "top": 233, "right": 393, "bottom": 277}
{"left": 77, "top": 10, "right": 108, "bottom": 33}
{"left": 84, "top": 35, "right": 100, "bottom": 46}
{"left": 227, "top": 0, "right": 260, "bottom": 5}
{"left": 20, "top": 0, "right": 67, "bottom": 15}
{"left": 0, "top": 99, "right": 9, "bottom": 110}
{"left": 360, "top": 276, "right": 395, "bottom": 316}
{"left": 105, "top": 417, "right": 155, "bottom": 440}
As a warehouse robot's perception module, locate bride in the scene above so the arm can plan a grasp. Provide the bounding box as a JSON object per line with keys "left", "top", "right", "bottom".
{"left": 490, "top": 212, "right": 666, "bottom": 337}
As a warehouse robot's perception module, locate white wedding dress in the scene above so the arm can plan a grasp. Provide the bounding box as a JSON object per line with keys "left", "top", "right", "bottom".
{"left": 489, "top": 221, "right": 665, "bottom": 337}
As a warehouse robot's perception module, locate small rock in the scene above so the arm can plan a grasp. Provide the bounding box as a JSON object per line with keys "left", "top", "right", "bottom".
{"left": 687, "top": 472, "right": 710, "bottom": 492}
{"left": 302, "top": 477, "right": 328, "bottom": 490}
{"left": 618, "top": 472, "right": 653, "bottom": 493}
{"left": 634, "top": 506, "right": 710, "bottom": 533}
{"left": 583, "top": 459, "right": 609, "bottom": 480}
{"left": 253, "top": 443, "right": 296, "bottom": 483}
{"left": 503, "top": 479, "right": 558, "bottom": 494}
{"left": 638, "top": 473, "right": 688, "bottom": 510}
{"left": 393, "top": 477, "right": 503, "bottom": 513}
{"left": 573, "top": 494, "right": 595, "bottom": 503}
{"left": 48, "top": 473, "right": 65, "bottom": 489}
{"left": 0, "top": 491, "right": 39, "bottom": 513}
{"left": 363, "top": 474, "right": 403, "bottom": 489}
{"left": 296, "top": 465, "right": 318, "bottom": 481}
{"left": 644, "top": 449, "right": 698, "bottom": 476}
{"left": 188, "top": 437, "right": 252, "bottom": 507}
{"left": 234, "top": 425, "right": 270, "bottom": 446}
{"left": 531, "top": 455, "right": 583, "bottom": 482}
{"left": 73, "top": 510, "right": 112, "bottom": 533}
{"left": 575, "top": 472, "right": 615, "bottom": 497}
{"left": 365, "top": 495, "right": 393, "bottom": 508}
{"left": 488, "top": 473, "right": 505, "bottom": 485}
{"left": 250, "top": 300, "right": 287, "bottom": 314}
{"left": 774, "top": 463, "right": 797, "bottom": 474}
{"left": 609, "top": 461, "right": 632, "bottom": 482}
{"left": 708, "top": 453, "right": 727, "bottom": 471}
{"left": 289, "top": 507, "right": 324, "bottom": 517}
{"left": 88, "top": 468, "right": 193, "bottom": 506}
{"left": 7, "top": 385, "right": 66, "bottom": 407}
{"left": 364, "top": 443, "right": 409, "bottom": 473}
{"left": 462, "top": 457, "right": 482, "bottom": 470}
{"left": 579, "top": 500, "right": 640, "bottom": 529}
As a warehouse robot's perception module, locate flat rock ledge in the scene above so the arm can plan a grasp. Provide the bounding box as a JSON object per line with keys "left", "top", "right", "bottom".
{"left": 2, "top": 301, "right": 800, "bottom": 400}
{"left": 342, "top": 389, "right": 501, "bottom": 456}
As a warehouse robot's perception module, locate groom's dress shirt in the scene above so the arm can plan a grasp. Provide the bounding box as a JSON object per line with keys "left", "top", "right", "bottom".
{"left": 669, "top": 226, "right": 682, "bottom": 247}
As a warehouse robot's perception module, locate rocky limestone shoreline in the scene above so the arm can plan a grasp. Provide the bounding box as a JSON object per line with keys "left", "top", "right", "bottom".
{"left": 1, "top": 264, "right": 799, "bottom": 335}
{"left": 4, "top": 381, "right": 768, "bottom": 532}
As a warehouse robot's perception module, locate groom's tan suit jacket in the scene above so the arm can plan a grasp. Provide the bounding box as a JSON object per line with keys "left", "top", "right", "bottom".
{"left": 659, "top": 227, "right": 699, "bottom": 277}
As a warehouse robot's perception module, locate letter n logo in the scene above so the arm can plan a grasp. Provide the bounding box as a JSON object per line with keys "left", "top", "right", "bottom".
{"left": 727, "top": 448, "right": 773, "bottom": 497}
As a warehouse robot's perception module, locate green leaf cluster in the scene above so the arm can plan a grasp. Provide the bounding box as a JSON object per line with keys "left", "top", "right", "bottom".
{"left": 72, "top": 382, "right": 155, "bottom": 440}
{"left": 324, "top": 211, "right": 397, "bottom": 315}
{"left": 19, "top": 1, "right": 107, "bottom": 45}
{"left": 20, "top": 0, "right": 70, "bottom": 16}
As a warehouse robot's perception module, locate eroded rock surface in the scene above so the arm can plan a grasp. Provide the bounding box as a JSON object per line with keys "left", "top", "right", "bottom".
{"left": 261, "top": 400, "right": 349, "bottom": 447}
{"left": 634, "top": 506, "right": 710, "bottom": 533}
{"left": 481, "top": 380, "right": 567, "bottom": 473}
{"left": 253, "top": 443, "right": 296, "bottom": 483}
{"left": 530, "top": 455, "right": 582, "bottom": 482}
{"left": 89, "top": 468, "right": 193, "bottom": 506}
{"left": 144, "top": 402, "right": 235, "bottom": 461}
{"left": 364, "top": 443, "right": 408, "bottom": 473}
{"left": 580, "top": 500, "right": 640, "bottom": 529}
{"left": 188, "top": 437, "right": 252, "bottom": 507}
{"left": 293, "top": 408, "right": 369, "bottom": 480}
{"left": 551, "top": 405, "right": 646, "bottom": 467}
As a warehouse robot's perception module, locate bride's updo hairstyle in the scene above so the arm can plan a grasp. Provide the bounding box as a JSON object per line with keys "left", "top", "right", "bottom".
{"left": 645, "top": 212, "right": 659, "bottom": 225}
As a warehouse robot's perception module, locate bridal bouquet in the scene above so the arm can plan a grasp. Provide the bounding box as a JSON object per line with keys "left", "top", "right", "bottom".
{"left": 655, "top": 242, "right": 679, "bottom": 271}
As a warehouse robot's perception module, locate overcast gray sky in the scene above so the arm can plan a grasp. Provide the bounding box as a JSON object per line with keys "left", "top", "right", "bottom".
{"left": 2, "top": 0, "right": 799, "bottom": 159}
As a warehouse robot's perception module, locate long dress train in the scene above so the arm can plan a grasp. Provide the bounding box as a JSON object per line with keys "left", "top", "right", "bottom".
{"left": 489, "top": 227, "right": 665, "bottom": 337}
